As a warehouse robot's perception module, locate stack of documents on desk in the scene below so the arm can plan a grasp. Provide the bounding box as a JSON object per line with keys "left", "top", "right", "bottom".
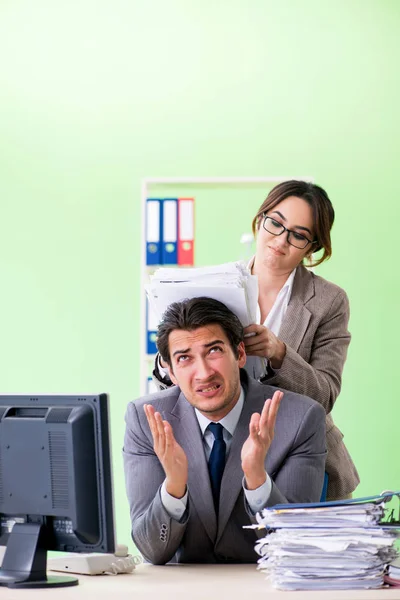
{"left": 146, "top": 261, "right": 258, "bottom": 327}
{"left": 385, "top": 557, "right": 400, "bottom": 587}
{"left": 252, "top": 496, "right": 400, "bottom": 590}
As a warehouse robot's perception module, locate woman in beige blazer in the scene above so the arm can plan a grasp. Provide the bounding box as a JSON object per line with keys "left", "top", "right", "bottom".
{"left": 153, "top": 180, "right": 358, "bottom": 500}
{"left": 243, "top": 180, "right": 359, "bottom": 500}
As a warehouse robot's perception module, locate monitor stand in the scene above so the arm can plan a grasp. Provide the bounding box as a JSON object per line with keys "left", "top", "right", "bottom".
{"left": 0, "top": 522, "right": 78, "bottom": 588}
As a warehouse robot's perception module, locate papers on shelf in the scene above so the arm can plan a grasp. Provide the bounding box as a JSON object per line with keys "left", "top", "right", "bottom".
{"left": 146, "top": 261, "right": 259, "bottom": 327}
{"left": 248, "top": 494, "right": 400, "bottom": 591}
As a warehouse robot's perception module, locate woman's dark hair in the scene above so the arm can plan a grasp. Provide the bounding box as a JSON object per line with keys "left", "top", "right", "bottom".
{"left": 251, "top": 180, "right": 335, "bottom": 267}
{"left": 156, "top": 297, "right": 244, "bottom": 367}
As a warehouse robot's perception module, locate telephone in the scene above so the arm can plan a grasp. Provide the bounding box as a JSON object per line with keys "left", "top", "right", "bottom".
{"left": 48, "top": 544, "right": 142, "bottom": 576}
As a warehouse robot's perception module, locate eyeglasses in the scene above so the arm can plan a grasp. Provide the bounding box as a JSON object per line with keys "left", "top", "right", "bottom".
{"left": 262, "top": 216, "right": 316, "bottom": 250}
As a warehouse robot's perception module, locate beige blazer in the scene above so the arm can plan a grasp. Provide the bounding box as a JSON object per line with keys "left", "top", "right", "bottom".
{"left": 254, "top": 265, "right": 359, "bottom": 499}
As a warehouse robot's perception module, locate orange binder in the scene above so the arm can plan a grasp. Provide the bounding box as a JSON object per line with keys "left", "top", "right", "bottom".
{"left": 177, "top": 197, "right": 194, "bottom": 266}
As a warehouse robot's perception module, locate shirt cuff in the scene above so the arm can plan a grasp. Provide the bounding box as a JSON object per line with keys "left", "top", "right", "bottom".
{"left": 160, "top": 480, "right": 188, "bottom": 520}
{"left": 243, "top": 473, "right": 272, "bottom": 514}
{"left": 157, "top": 355, "right": 169, "bottom": 380}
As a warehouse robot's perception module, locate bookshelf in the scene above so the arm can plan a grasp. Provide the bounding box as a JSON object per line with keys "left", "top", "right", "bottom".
{"left": 139, "top": 176, "right": 314, "bottom": 396}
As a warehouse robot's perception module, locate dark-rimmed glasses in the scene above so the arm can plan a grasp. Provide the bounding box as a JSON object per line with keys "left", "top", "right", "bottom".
{"left": 262, "top": 216, "right": 316, "bottom": 250}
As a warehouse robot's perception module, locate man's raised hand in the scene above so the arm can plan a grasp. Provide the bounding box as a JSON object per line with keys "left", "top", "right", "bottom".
{"left": 241, "top": 390, "right": 283, "bottom": 490}
{"left": 144, "top": 404, "right": 188, "bottom": 499}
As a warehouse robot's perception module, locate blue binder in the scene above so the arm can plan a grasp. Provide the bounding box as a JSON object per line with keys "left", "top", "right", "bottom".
{"left": 146, "top": 298, "right": 159, "bottom": 355}
{"left": 161, "top": 198, "right": 178, "bottom": 265}
{"left": 146, "top": 198, "right": 162, "bottom": 265}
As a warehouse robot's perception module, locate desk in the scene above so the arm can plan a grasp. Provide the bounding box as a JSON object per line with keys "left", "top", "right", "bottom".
{"left": 4, "top": 564, "right": 400, "bottom": 600}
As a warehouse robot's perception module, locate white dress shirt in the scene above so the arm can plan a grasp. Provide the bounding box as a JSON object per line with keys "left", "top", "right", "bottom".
{"left": 247, "top": 257, "right": 296, "bottom": 335}
{"left": 161, "top": 387, "right": 272, "bottom": 520}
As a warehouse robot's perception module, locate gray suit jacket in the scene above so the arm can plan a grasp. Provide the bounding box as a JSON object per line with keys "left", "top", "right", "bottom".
{"left": 123, "top": 371, "right": 326, "bottom": 565}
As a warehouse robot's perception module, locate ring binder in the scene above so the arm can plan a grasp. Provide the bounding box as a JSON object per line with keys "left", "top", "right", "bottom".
{"left": 161, "top": 199, "right": 178, "bottom": 265}
{"left": 146, "top": 199, "right": 162, "bottom": 265}
{"left": 178, "top": 197, "right": 194, "bottom": 266}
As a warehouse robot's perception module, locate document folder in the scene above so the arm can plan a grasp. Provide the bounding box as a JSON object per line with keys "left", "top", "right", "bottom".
{"left": 146, "top": 298, "right": 159, "bottom": 355}
{"left": 178, "top": 197, "right": 194, "bottom": 266}
{"left": 161, "top": 198, "right": 178, "bottom": 265}
{"left": 269, "top": 490, "right": 400, "bottom": 511}
{"left": 146, "top": 199, "right": 162, "bottom": 265}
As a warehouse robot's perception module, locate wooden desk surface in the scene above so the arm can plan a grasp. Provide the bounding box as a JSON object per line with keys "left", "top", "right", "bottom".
{"left": 4, "top": 563, "right": 400, "bottom": 600}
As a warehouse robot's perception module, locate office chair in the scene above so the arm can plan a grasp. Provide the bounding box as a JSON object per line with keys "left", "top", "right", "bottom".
{"left": 320, "top": 473, "right": 328, "bottom": 502}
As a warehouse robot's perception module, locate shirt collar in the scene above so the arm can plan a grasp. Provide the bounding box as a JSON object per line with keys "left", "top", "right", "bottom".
{"left": 195, "top": 386, "right": 245, "bottom": 437}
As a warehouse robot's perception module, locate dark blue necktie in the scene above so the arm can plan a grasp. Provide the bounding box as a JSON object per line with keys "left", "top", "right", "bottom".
{"left": 207, "top": 422, "right": 226, "bottom": 509}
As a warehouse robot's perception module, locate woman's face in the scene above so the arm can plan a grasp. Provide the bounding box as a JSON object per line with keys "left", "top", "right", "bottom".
{"left": 255, "top": 195, "right": 315, "bottom": 273}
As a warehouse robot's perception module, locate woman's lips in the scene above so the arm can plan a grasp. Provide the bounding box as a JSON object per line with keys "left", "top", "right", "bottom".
{"left": 268, "top": 245, "right": 285, "bottom": 256}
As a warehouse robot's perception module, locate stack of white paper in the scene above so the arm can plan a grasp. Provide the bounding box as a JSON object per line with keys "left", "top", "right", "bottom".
{"left": 146, "top": 261, "right": 259, "bottom": 327}
{"left": 250, "top": 501, "right": 399, "bottom": 590}
{"left": 256, "top": 503, "right": 385, "bottom": 529}
{"left": 385, "top": 556, "right": 400, "bottom": 587}
{"left": 389, "top": 558, "right": 400, "bottom": 579}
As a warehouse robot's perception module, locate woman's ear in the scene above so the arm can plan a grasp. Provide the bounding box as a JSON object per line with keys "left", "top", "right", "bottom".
{"left": 306, "top": 254, "right": 314, "bottom": 266}
{"left": 256, "top": 214, "right": 264, "bottom": 230}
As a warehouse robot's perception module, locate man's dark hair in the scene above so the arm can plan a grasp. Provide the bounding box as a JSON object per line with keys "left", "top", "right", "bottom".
{"left": 156, "top": 297, "right": 244, "bottom": 367}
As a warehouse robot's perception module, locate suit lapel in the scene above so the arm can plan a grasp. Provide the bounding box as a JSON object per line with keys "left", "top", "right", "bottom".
{"left": 278, "top": 265, "right": 314, "bottom": 352}
{"left": 170, "top": 393, "right": 217, "bottom": 543}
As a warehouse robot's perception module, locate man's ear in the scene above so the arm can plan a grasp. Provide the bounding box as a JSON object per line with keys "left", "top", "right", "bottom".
{"left": 169, "top": 365, "right": 178, "bottom": 386}
{"left": 237, "top": 341, "right": 247, "bottom": 368}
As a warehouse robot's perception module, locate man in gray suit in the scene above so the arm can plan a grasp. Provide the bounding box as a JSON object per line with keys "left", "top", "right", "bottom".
{"left": 123, "top": 297, "right": 326, "bottom": 565}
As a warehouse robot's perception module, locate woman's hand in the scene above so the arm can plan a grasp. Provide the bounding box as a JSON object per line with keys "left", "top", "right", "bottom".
{"left": 243, "top": 324, "right": 286, "bottom": 368}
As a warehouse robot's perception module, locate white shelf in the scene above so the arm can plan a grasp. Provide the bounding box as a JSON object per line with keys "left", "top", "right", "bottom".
{"left": 142, "top": 176, "right": 314, "bottom": 185}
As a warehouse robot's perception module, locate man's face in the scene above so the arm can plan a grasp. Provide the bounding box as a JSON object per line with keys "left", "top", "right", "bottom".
{"left": 168, "top": 324, "right": 246, "bottom": 421}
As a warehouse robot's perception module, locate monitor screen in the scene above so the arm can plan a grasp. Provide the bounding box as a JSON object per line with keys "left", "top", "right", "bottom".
{"left": 0, "top": 393, "right": 115, "bottom": 588}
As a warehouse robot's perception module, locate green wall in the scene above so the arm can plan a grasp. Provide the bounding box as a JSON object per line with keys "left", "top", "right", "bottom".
{"left": 1, "top": 1, "right": 399, "bottom": 550}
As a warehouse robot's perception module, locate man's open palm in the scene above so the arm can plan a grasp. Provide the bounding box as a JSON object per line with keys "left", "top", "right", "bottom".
{"left": 241, "top": 390, "right": 283, "bottom": 487}
{"left": 144, "top": 404, "right": 188, "bottom": 497}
